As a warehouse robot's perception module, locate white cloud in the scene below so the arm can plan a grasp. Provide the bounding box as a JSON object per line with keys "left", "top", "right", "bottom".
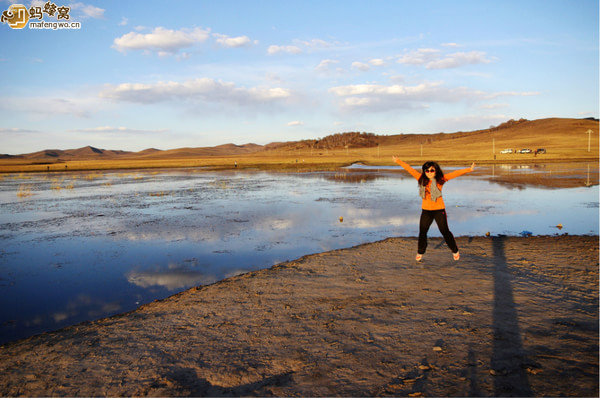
{"left": 100, "top": 78, "right": 292, "bottom": 107}
{"left": 426, "top": 51, "right": 492, "bottom": 69}
{"left": 267, "top": 38, "right": 335, "bottom": 55}
{"left": 297, "top": 38, "right": 335, "bottom": 48}
{"left": 483, "top": 91, "right": 539, "bottom": 99}
{"left": 329, "top": 80, "right": 538, "bottom": 112}
{"left": 213, "top": 33, "right": 253, "bottom": 48}
{"left": 369, "top": 58, "right": 386, "bottom": 66}
{"left": 118, "top": 17, "right": 128, "bottom": 26}
{"left": 480, "top": 103, "right": 509, "bottom": 110}
{"left": 390, "top": 75, "right": 406, "bottom": 84}
{"left": 315, "top": 59, "right": 339, "bottom": 71}
{"left": 267, "top": 44, "right": 302, "bottom": 55}
{"left": 69, "top": 2, "right": 105, "bottom": 19}
{"left": 397, "top": 48, "right": 493, "bottom": 69}
{"left": 397, "top": 48, "right": 441, "bottom": 65}
{"left": 330, "top": 82, "right": 451, "bottom": 98}
{"left": 352, "top": 61, "right": 370, "bottom": 71}
{"left": 344, "top": 97, "right": 374, "bottom": 107}
{"left": 287, "top": 121, "right": 304, "bottom": 126}
{"left": 127, "top": 265, "right": 216, "bottom": 290}
{"left": 112, "top": 27, "right": 211, "bottom": 55}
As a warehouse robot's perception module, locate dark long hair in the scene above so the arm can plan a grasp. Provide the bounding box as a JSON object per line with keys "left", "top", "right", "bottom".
{"left": 418, "top": 161, "right": 446, "bottom": 186}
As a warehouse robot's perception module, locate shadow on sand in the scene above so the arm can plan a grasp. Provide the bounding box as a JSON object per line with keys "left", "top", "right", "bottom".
{"left": 491, "top": 236, "right": 532, "bottom": 396}
{"left": 162, "top": 367, "right": 294, "bottom": 396}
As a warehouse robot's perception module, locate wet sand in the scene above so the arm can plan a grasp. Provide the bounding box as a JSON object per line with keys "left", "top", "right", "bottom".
{"left": 0, "top": 235, "right": 598, "bottom": 397}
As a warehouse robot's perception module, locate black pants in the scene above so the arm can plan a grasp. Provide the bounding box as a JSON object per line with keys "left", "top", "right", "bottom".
{"left": 418, "top": 209, "right": 459, "bottom": 254}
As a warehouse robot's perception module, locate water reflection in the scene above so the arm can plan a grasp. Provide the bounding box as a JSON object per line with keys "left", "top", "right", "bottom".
{"left": 127, "top": 263, "right": 217, "bottom": 290}
{"left": 322, "top": 172, "right": 385, "bottom": 183}
{"left": 0, "top": 163, "right": 597, "bottom": 345}
{"left": 346, "top": 162, "right": 599, "bottom": 189}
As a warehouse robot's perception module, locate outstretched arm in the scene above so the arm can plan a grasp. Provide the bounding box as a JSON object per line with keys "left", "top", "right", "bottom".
{"left": 445, "top": 162, "right": 476, "bottom": 180}
{"left": 392, "top": 156, "right": 421, "bottom": 180}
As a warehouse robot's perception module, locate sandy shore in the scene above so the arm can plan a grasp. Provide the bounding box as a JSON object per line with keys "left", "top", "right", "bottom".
{"left": 0, "top": 235, "right": 598, "bottom": 396}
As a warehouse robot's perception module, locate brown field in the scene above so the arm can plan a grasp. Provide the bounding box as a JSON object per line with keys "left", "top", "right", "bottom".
{"left": 1, "top": 236, "right": 598, "bottom": 396}
{"left": 0, "top": 118, "right": 597, "bottom": 173}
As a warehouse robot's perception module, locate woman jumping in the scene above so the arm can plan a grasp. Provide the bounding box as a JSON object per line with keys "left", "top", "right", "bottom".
{"left": 392, "top": 156, "right": 475, "bottom": 262}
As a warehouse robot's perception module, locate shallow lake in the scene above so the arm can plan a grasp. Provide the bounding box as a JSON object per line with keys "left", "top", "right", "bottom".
{"left": 0, "top": 163, "right": 598, "bottom": 344}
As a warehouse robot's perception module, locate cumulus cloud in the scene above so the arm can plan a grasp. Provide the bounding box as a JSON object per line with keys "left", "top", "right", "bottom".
{"left": 426, "top": 51, "right": 492, "bottom": 69}
{"left": 213, "top": 33, "right": 253, "bottom": 48}
{"left": 352, "top": 61, "right": 370, "bottom": 71}
{"left": 369, "top": 58, "right": 386, "bottom": 66}
{"left": 297, "top": 38, "right": 335, "bottom": 48}
{"left": 267, "top": 38, "right": 335, "bottom": 55}
{"left": 397, "top": 48, "right": 441, "bottom": 65}
{"left": 483, "top": 90, "right": 539, "bottom": 99}
{"left": 397, "top": 48, "right": 492, "bottom": 69}
{"left": 68, "top": 2, "right": 105, "bottom": 19}
{"left": 267, "top": 44, "right": 302, "bottom": 55}
{"left": 329, "top": 81, "right": 445, "bottom": 111}
{"left": 315, "top": 59, "right": 339, "bottom": 71}
{"left": 329, "top": 80, "right": 538, "bottom": 112}
{"left": 330, "top": 81, "right": 452, "bottom": 98}
{"left": 100, "top": 78, "right": 292, "bottom": 107}
{"left": 480, "top": 103, "right": 509, "bottom": 110}
{"left": 287, "top": 121, "right": 304, "bottom": 126}
{"left": 112, "top": 27, "right": 211, "bottom": 55}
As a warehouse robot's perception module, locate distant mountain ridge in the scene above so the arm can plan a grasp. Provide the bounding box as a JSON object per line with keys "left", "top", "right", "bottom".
{"left": 3, "top": 143, "right": 264, "bottom": 161}
{"left": 2, "top": 117, "right": 598, "bottom": 161}
{"left": 7, "top": 146, "right": 133, "bottom": 160}
{"left": 128, "top": 143, "right": 264, "bottom": 159}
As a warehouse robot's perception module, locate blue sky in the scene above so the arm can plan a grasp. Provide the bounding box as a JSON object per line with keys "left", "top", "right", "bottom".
{"left": 0, "top": 0, "right": 598, "bottom": 154}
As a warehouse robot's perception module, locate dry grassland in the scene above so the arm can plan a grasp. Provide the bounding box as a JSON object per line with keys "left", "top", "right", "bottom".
{"left": 1, "top": 118, "right": 597, "bottom": 173}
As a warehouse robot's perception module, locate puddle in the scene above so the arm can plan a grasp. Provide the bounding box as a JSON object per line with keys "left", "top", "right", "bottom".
{"left": 0, "top": 164, "right": 598, "bottom": 344}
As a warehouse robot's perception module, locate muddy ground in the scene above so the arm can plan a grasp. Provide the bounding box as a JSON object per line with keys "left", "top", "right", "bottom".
{"left": 0, "top": 235, "right": 598, "bottom": 397}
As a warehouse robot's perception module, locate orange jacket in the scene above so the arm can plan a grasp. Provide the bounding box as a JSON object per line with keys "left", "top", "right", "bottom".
{"left": 394, "top": 159, "right": 473, "bottom": 210}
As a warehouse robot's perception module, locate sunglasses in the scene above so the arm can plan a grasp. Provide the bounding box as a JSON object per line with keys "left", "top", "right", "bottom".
{"left": 425, "top": 168, "right": 436, "bottom": 173}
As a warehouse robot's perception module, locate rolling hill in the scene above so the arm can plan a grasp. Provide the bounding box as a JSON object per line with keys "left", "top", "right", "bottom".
{"left": 0, "top": 118, "right": 597, "bottom": 172}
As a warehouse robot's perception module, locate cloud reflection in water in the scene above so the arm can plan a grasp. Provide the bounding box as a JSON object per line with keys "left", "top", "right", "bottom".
{"left": 0, "top": 165, "right": 597, "bottom": 345}
{"left": 127, "top": 262, "right": 217, "bottom": 290}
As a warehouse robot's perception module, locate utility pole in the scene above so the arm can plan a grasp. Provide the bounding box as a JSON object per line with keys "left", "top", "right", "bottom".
{"left": 586, "top": 129, "right": 592, "bottom": 152}
{"left": 586, "top": 163, "right": 591, "bottom": 186}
